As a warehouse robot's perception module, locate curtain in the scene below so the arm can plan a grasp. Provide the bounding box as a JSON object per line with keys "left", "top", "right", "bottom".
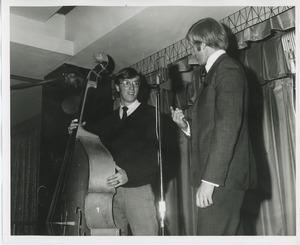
{"left": 11, "top": 114, "right": 41, "bottom": 235}
{"left": 235, "top": 7, "right": 295, "bottom": 50}
{"left": 240, "top": 30, "right": 296, "bottom": 235}
{"left": 255, "top": 78, "right": 296, "bottom": 235}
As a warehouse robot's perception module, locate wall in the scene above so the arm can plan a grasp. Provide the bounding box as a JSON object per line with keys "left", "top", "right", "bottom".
{"left": 10, "top": 79, "right": 42, "bottom": 127}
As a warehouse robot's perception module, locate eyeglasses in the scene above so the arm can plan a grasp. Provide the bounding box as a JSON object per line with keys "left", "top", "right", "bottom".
{"left": 120, "top": 80, "right": 140, "bottom": 88}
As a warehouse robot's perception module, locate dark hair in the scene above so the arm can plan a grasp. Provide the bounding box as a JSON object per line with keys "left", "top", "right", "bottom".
{"left": 186, "top": 17, "right": 228, "bottom": 51}
{"left": 113, "top": 67, "right": 141, "bottom": 85}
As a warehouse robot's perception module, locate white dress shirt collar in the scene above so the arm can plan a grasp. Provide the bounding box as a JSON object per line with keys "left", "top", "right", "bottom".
{"left": 205, "top": 49, "right": 226, "bottom": 72}
{"left": 119, "top": 100, "right": 141, "bottom": 119}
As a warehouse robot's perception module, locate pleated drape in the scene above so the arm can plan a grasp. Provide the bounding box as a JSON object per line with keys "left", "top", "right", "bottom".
{"left": 11, "top": 114, "right": 41, "bottom": 235}
{"left": 255, "top": 78, "right": 296, "bottom": 235}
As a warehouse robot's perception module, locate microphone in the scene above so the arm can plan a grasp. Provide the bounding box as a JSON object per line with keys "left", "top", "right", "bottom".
{"left": 64, "top": 73, "right": 84, "bottom": 87}
{"left": 155, "top": 56, "right": 168, "bottom": 84}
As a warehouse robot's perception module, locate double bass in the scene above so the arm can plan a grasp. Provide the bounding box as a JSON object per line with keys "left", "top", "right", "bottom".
{"left": 46, "top": 60, "right": 120, "bottom": 236}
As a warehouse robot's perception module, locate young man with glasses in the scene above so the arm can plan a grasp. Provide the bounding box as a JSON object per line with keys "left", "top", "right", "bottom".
{"left": 70, "top": 67, "right": 159, "bottom": 235}
{"left": 102, "top": 67, "right": 158, "bottom": 235}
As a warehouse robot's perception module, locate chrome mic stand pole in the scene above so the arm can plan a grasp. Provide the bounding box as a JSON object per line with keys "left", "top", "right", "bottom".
{"left": 156, "top": 74, "right": 166, "bottom": 236}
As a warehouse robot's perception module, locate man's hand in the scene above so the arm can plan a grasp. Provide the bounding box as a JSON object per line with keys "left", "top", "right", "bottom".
{"left": 68, "top": 119, "right": 79, "bottom": 134}
{"left": 68, "top": 119, "right": 86, "bottom": 134}
{"left": 196, "top": 181, "right": 215, "bottom": 208}
{"left": 170, "top": 106, "right": 188, "bottom": 130}
{"left": 106, "top": 165, "right": 128, "bottom": 188}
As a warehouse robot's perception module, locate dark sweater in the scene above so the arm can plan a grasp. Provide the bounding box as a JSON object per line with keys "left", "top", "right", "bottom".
{"left": 97, "top": 103, "right": 158, "bottom": 187}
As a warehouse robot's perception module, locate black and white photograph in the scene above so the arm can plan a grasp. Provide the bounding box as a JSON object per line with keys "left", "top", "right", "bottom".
{"left": 1, "top": 0, "right": 298, "bottom": 244}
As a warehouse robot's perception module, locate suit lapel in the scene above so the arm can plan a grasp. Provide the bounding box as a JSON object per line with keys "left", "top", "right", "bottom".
{"left": 194, "top": 53, "right": 228, "bottom": 99}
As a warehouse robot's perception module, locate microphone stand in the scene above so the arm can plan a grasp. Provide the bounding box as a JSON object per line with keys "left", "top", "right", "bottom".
{"left": 156, "top": 74, "right": 166, "bottom": 236}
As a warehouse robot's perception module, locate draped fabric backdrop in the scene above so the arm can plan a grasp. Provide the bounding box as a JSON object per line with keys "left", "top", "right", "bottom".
{"left": 148, "top": 8, "right": 296, "bottom": 235}
{"left": 11, "top": 114, "right": 41, "bottom": 235}
{"left": 239, "top": 30, "right": 296, "bottom": 235}
{"left": 256, "top": 78, "right": 296, "bottom": 235}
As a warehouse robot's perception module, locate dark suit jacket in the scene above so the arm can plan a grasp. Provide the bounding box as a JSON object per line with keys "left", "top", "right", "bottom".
{"left": 190, "top": 53, "right": 257, "bottom": 190}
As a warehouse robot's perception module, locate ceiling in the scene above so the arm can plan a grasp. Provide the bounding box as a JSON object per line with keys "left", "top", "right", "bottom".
{"left": 9, "top": 5, "right": 245, "bottom": 82}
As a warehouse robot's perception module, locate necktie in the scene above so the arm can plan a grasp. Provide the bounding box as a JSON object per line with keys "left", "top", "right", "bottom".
{"left": 122, "top": 106, "right": 128, "bottom": 120}
{"left": 201, "top": 67, "right": 207, "bottom": 83}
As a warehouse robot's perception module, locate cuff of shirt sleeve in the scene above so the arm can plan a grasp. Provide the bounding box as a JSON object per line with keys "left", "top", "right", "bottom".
{"left": 181, "top": 121, "right": 191, "bottom": 137}
{"left": 201, "top": 179, "right": 219, "bottom": 187}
